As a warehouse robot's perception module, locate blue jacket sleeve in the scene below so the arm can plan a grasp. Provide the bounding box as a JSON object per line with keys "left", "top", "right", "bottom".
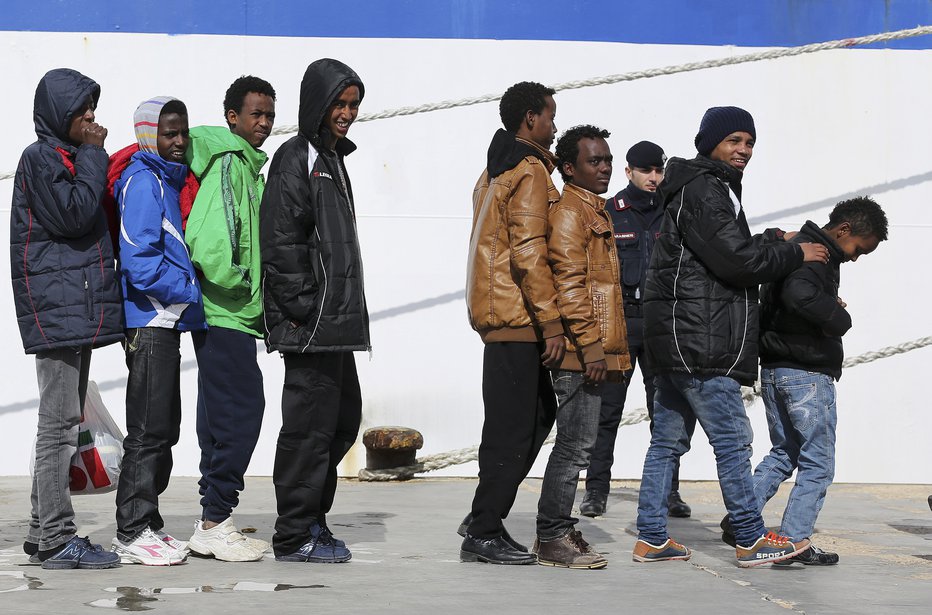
{"left": 118, "top": 171, "right": 200, "bottom": 305}
{"left": 26, "top": 143, "right": 109, "bottom": 238}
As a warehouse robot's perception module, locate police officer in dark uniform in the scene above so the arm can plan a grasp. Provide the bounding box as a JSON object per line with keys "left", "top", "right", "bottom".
{"left": 580, "top": 141, "right": 692, "bottom": 518}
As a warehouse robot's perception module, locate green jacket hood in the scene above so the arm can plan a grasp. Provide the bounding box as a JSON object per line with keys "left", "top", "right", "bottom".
{"left": 186, "top": 125, "right": 268, "bottom": 178}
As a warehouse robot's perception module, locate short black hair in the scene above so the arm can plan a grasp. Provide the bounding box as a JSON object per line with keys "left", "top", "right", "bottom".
{"left": 160, "top": 99, "right": 187, "bottom": 118}
{"left": 555, "top": 125, "right": 611, "bottom": 182}
{"left": 499, "top": 81, "right": 555, "bottom": 133}
{"left": 223, "top": 75, "right": 276, "bottom": 121}
{"left": 827, "top": 196, "right": 889, "bottom": 241}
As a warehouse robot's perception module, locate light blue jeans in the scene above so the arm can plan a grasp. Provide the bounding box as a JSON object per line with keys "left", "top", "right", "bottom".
{"left": 28, "top": 346, "right": 91, "bottom": 550}
{"left": 637, "top": 373, "right": 765, "bottom": 546}
{"left": 537, "top": 370, "right": 601, "bottom": 540}
{"left": 752, "top": 367, "right": 837, "bottom": 541}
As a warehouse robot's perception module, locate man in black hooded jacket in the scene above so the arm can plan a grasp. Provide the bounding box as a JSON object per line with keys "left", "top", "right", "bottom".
{"left": 260, "top": 58, "right": 369, "bottom": 563}
{"left": 632, "top": 106, "right": 829, "bottom": 568}
{"left": 9, "top": 68, "right": 122, "bottom": 569}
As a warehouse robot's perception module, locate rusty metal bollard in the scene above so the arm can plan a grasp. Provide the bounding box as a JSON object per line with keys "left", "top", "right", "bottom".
{"left": 362, "top": 426, "right": 424, "bottom": 471}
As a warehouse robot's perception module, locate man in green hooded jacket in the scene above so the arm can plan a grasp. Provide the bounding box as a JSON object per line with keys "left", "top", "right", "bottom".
{"left": 183, "top": 75, "right": 276, "bottom": 562}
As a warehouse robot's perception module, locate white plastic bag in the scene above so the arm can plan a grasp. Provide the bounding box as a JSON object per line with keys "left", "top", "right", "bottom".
{"left": 29, "top": 380, "right": 124, "bottom": 495}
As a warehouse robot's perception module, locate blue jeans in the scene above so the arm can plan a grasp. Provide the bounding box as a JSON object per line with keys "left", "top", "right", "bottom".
{"left": 537, "top": 370, "right": 601, "bottom": 540}
{"left": 637, "top": 373, "right": 764, "bottom": 546}
{"left": 115, "top": 328, "right": 182, "bottom": 542}
{"left": 28, "top": 346, "right": 92, "bottom": 550}
{"left": 752, "top": 367, "right": 837, "bottom": 541}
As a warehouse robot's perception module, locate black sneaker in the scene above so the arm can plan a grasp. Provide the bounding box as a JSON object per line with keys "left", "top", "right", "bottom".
{"left": 720, "top": 515, "right": 737, "bottom": 547}
{"left": 579, "top": 491, "right": 607, "bottom": 518}
{"left": 456, "top": 514, "right": 527, "bottom": 552}
{"left": 773, "top": 545, "right": 839, "bottom": 566}
{"left": 667, "top": 491, "right": 691, "bottom": 518}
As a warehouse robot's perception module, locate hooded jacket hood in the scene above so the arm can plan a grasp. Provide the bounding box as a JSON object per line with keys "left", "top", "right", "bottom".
{"left": 33, "top": 68, "right": 100, "bottom": 147}
{"left": 486, "top": 129, "right": 556, "bottom": 179}
{"left": 185, "top": 125, "right": 268, "bottom": 179}
{"left": 659, "top": 155, "right": 743, "bottom": 206}
{"left": 298, "top": 58, "right": 365, "bottom": 154}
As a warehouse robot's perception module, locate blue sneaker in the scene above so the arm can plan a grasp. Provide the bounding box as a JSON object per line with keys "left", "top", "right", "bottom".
{"left": 41, "top": 536, "right": 120, "bottom": 570}
{"left": 276, "top": 522, "right": 351, "bottom": 563}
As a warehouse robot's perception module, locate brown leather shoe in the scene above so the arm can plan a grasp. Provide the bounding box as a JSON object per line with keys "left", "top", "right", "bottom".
{"left": 536, "top": 530, "right": 607, "bottom": 569}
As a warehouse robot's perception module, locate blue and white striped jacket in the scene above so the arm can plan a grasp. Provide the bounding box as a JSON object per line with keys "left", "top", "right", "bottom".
{"left": 115, "top": 151, "right": 206, "bottom": 331}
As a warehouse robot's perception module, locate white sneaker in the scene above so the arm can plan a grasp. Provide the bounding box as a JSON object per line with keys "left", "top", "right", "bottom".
{"left": 187, "top": 518, "right": 268, "bottom": 562}
{"left": 112, "top": 527, "right": 187, "bottom": 566}
{"left": 155, "top": 529, "right": 190, "bottom": 555}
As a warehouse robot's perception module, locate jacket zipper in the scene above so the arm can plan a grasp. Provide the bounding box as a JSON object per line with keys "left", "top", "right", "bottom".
{"left": 84, "top": 273, "right": 92, "bottom": 320}
{"left": 334, "top": 155, "right": 371, "bottom": 353}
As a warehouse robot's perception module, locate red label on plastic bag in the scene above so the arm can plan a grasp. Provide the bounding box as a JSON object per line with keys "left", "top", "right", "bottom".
{"left": 80, "top": 447, "right": 112, "bottom": 489}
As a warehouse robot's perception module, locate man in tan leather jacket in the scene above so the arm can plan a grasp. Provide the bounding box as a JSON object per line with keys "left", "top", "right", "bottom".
{"left": 459, "top": 82, "right": 565, "bottom": 566}
{"left": 535, "top": 125, "right": 630, "bottom": 569}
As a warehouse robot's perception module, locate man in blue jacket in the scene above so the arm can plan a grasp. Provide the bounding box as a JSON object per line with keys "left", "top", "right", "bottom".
{"left": 9, "top": 68, "right": 122, "bottom": 570}
{"left": 111, "top": 97, "right": 206, "bottom": 566}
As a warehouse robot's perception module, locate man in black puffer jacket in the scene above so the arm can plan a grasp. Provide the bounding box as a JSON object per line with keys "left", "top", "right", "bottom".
{"left": 747, "top": 197, "right": 887, "bottom": 566}
{"left": 260, "top": 58, "right": 368, "bottom": 564}
{"left": 9, "top": 68, "right": 122, "bottom": 569}
{"left": 632, "top": 107, "right": 829, "bottom": 568}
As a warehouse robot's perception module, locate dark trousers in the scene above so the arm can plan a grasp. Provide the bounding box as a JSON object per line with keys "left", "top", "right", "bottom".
{"left": 468, "top": 342, "right": 557, "bottom": 539}
{"left": 585, "top": 315, "right": 681, "bottom": 496}
{"left": 193, "top": 327, "right": 265, "bottom": 523}
{"left": 115, "top": 328, "right": 182, "bottom": 542}
{"left": 273, "top": 352, "right": 362, "bottom": 556}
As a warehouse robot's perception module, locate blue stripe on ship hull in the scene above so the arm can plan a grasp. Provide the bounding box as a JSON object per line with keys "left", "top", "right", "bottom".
{"left": 1, "top": 0, "right": 930, "bottom": 49}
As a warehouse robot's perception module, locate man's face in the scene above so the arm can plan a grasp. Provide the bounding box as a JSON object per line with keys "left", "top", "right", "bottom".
{"left": 564, "top": 137, "right": 612, "bottom": 195}
{"left": 528, "top": 95, "right": 557, "bottom": 150}
{"left": 227, "top": 92, "right": 275, "bottom": 148}
{"left": 67, "top": 98, "right": 96, "bottom": 145}
{"left": 626, "top": 165, "right": 664, "bottom": 192}
{"left": 156, "top": 113, "right": 190, "bottom": 164}
{"left": 709, "top": 131, "right": 754, "bottom": 171}
{"left": 834, "top": 225, "right": 881, "bottom": 262}
{"left": 325, "top": 85, "right": 361, "bottom": 146}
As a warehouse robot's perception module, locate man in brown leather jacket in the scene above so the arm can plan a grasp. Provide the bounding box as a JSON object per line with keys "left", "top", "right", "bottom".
{"left": 459, "top": 82, "right": 565, "bottom": 566}
{"left": 535, "top": 125, "right": 630, "bottom": 569}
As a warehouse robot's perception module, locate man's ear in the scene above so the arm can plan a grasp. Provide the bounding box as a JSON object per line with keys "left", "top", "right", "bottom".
{"left": 225, "top": 108, "right": 238, "bottom": 128}
{"left": 562, "top": 162, "right": 574, "bottom": 181}
{"left": 831, "top": 221, "right": 851, "bottom": 240}
{"left": 525, "top": 109, "right": 536, "bottom": 130}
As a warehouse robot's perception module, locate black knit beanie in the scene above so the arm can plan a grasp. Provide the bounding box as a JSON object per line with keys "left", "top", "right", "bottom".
{"left": 694, "top": 106, "right": 756, "bottom": 156}
{"left": 626, "top": 141, "right": 666, "bottom": 168}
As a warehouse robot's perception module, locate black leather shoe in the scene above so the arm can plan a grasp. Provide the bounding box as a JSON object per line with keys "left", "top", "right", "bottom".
{"left": 667, "top": 491, "right": 691, "bottom": 518}
{"left": 456, "top": 514, "right": 528, "bottom": 552}
{"left": 460, "top": 534, "right": 537, "bottom": 565}
{"left": 579, "top": 491, "right": 607, "bottom": 517}
{"left": 720, "top": 515, "right": 737, "bottom": 547}
{"left": 774, "top": 545, "right": 839, "bottom": 566}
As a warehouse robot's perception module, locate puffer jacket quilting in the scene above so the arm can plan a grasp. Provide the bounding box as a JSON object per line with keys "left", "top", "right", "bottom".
{"left": 643, "top": 156, "right": 803, "bottom": 385}
{"left": 9, "top": 68, "right": 123, "bottom": 353}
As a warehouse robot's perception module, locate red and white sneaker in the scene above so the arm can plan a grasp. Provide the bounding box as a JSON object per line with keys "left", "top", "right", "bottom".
{"left": 111, "top": 527, "right": 187, "bottom": 566}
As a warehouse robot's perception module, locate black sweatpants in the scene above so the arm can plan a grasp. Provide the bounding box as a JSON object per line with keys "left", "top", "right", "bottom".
{"left": 272, "top": 352, "right": 362, "bottom": 556}
{"left": 467, "top": 342, "right": 557, "bottom": 539}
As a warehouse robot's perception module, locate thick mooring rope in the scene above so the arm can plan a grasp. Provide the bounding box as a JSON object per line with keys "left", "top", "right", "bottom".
{"left": 360, "top": 334, "right": 932, "bottom": 480}
{"left": 1, "top": 25, "right": 929, "bottom": 182}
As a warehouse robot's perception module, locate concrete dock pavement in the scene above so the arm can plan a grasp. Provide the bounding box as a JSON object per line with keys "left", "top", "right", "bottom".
{"left": 0, "top": 477, "right": 929, "bottom": 614}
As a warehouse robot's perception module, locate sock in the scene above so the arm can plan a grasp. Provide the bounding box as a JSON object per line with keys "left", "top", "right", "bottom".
{"left": 38, "top": 544, "right": 66, "bottom": 561}
{"left": 23, "top": 541, "right": 38, "bottom": 556}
